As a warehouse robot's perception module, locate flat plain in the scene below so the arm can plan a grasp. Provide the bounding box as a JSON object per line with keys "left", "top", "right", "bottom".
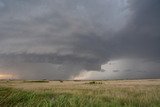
{"left": 0, "top": 79, "right": 160, "bottom": 107}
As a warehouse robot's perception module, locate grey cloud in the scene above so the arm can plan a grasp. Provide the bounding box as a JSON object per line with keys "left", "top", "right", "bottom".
{"left": 0, "top": 0, "right": 160, "bottom": 79}
{"left": 113, "top": 70, "right": 120, "bottom": 72}
{"left": 124, "top": 69, "right": 132, "bottom": 72}
{"left": 112, "top": 0, "right": 160, "bottom": 60}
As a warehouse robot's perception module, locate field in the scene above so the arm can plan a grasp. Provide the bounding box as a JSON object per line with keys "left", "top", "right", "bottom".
{"left": 0, "top": 79, "right": 160, "bottom": 107}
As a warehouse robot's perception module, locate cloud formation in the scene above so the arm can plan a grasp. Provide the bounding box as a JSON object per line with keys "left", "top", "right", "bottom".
{"left": 0, "top": 0, "right": 160, "bottom": 79}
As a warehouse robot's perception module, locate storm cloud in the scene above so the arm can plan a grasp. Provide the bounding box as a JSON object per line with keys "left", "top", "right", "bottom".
{"left": 0, "top": 0, "right": 160, "bottom": 79}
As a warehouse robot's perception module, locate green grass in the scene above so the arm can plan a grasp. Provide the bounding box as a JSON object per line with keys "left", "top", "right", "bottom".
{"left": 0, "top": 85, "right": 160, "bottom": 107}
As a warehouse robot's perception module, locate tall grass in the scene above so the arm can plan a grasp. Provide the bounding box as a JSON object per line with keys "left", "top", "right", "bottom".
{"left": 0, "top": 86, "right": 160, "bottom": 107}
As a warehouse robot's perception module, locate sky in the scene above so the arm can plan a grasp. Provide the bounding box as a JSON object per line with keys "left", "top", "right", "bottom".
{"left": 0, "top": 0, "right": 160, "bottom": 80}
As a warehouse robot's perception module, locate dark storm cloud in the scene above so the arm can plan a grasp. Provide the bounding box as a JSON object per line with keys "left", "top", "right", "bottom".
{"left": 112, "top": 0, "right": 160, "bottom": 60}
{"left": 0, "top": 0, "right": 160, "bottom": 79}
{"left": 112, "top": 70, "right": 120, "bottom": 73}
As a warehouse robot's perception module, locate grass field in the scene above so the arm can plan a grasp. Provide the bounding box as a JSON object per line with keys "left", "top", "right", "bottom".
{"left": 0, "top": 79, "right": 160, "bottom": 107}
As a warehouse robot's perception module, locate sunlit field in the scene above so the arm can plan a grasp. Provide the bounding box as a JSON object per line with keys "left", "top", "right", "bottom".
{"left": 0, "top": 79, "right": 160, "bottom": 107}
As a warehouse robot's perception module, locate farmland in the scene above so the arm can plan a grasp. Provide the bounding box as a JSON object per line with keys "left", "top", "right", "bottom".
{"left": 0, "top": 79, "right": 160, "bottom": 107}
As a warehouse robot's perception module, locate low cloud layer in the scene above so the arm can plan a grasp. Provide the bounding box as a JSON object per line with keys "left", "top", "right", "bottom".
{"left": 0, "top": 0, "right": 160, "bottom": 79}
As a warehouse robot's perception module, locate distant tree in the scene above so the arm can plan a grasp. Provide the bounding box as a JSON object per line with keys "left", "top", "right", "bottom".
{"left": 59, "top": 80, "right": 63, "bottom": 83}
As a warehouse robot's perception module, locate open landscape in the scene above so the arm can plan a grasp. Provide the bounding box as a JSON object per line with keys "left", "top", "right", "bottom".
{"left": 0, "top": 0, "right": 160, "bottom": 107}
{"left": 0, "top": 79, "right": 160, "bottom": 107}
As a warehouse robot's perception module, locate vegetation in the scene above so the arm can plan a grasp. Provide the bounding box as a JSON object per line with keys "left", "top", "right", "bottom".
{"left": 59, "top": 80, "right": 63, "bottom": 83}
{"left": 0, "top": 79, "right": 160, "bottom": 107}
{"left": 23, "top": 80, "right": 49, "bottom": 83}
{"left": 88, "top": 81, "right": 103, "bottom": 84}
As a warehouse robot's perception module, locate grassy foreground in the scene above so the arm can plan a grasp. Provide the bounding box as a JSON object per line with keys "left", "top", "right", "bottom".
{"left": 0, "top": 79, "right": 160, "bottom": 107}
